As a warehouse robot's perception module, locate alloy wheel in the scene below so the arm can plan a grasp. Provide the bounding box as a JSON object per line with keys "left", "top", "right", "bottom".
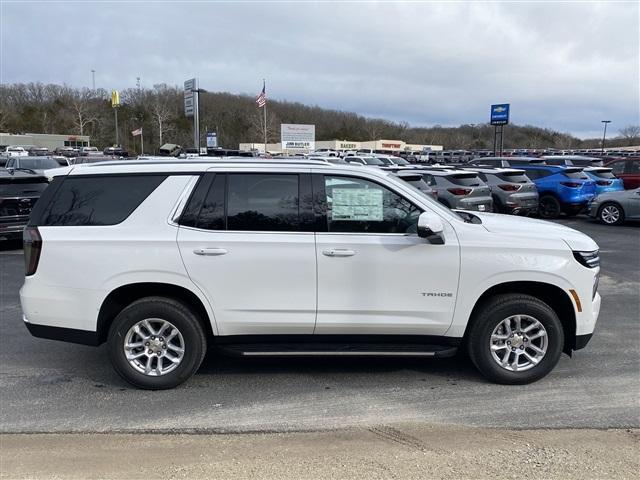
{"left": 489, "top": 315, "right": 548, "bottom": 372}
{"left": 123, "top": 318, "right": 185, "bottom": 376}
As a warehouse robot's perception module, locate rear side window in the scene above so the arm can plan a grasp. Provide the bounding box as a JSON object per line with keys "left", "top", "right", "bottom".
{"left": 447, "top": 174, "right": 482, "bottom": 186}
{"left": 32, "top": 175, "right": 166, "bottom": 226}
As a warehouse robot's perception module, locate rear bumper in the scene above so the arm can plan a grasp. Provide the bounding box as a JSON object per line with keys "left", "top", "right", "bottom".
{"left": 23, "top": 316, "right": 99, "bottom": 346}
{"left": 455, "top": 197, "right": 493, "bottom": 211}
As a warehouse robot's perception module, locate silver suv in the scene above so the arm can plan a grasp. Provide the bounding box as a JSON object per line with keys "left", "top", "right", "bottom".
{"left": 463, "top": 167, "right": 538, "bottom": 215}
{"left": 415, "top": 167, "right": 493, "bottom": 212}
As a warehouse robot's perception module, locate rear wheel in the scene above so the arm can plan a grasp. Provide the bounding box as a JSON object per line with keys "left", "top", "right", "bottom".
{"left": 107, "top": 296, "right": 207, "bottom": 390}
{"left": 466, "top": 294, "right": 564, "bottom": 384}
{"left": 598, "top": 202, "right": 625, "bottom": 225}
{"left": 538, "top": 195, "right": 561, "bottom": 219}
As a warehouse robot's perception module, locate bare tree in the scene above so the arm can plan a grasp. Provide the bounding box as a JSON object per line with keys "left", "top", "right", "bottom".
{"left": 67, "top": 88, "right": 100, "bottom": 136}
{"left": 619, "top": 125, "right": 640, "bottom": 146}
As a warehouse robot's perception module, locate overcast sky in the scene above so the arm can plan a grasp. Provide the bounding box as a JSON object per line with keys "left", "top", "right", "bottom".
{"left": 1, "top": 1, "right": 638, "bottom": 138}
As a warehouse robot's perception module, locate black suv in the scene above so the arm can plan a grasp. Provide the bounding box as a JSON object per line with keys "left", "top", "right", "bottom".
{"left": 0, "top": 170, "right": 49, "bottom": 241}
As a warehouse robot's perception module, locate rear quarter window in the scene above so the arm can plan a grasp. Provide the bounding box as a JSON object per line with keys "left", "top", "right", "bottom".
{"left": 30, "top": 174, "right": 167, "bottom": 226}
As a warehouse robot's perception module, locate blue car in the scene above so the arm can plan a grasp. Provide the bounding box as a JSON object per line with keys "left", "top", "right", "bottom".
{"left": 583, "top": 167, "right": 625, "bottom": 195}
{"left": 516, "top": 165, "right": 597, "bottom": 219}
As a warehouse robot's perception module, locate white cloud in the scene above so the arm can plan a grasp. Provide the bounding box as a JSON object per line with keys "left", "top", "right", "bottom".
{"left": 1, "top": 1, "right": 638, "bottom": 138}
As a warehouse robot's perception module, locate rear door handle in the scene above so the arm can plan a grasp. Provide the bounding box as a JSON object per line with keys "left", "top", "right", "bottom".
{"left": 193, "top": 248, "right": 228, "bottom": 256}
{"left": 322, "top": 249, "right": 356, "bottom": 257}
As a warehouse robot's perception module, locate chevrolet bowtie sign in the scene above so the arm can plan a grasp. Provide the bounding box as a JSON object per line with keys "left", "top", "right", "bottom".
{"left": 490, "top": 103, "right": 510, "bottom": 125}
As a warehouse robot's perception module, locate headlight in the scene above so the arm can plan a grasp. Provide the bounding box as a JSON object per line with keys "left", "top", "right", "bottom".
{"left": 573, "top": 250, "right": 600, "bottom": 269}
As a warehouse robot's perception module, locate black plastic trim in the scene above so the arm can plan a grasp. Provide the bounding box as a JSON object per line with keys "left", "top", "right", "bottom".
{"left": 574, "top": 333, "right": 593, "bottom": 350}
{"left": 24, "top": 322, "right": 99, "bottom": 346}
{"left": 212, "top": 334, "right": 461, "bottom": 347}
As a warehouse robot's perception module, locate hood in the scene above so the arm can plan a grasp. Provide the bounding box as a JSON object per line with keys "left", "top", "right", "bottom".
{"left": 471, "top": 212, "right": 599, "bottom": 251}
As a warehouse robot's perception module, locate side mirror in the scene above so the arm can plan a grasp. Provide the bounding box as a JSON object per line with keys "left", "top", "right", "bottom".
{"left": 417, "top": 211, "right": 445, "bottom": 244}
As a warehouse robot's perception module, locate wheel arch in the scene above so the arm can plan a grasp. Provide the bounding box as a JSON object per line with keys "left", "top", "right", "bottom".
{"left": 97, "top": 282, "right": 214, "bottom": 345}
{"left": 464, "top": 281, "right": 577, "bottom": 355}
{"left": 598, "top": 200, "right": 625, "bottom": 220}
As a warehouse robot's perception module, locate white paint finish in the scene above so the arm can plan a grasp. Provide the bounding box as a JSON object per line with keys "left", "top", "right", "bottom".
{"left": 177, "top": 229, "right": 317, "bottom": 335}
{"left": 315, "top": 230, "right": 459, "bottom": 335}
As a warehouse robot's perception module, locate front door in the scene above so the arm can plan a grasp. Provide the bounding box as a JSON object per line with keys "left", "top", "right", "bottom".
{"left": 177, "top": 172, "right": 317, "bottom": 335}
{"left": 313, "top": 173, "right": 460, "bottom": 336}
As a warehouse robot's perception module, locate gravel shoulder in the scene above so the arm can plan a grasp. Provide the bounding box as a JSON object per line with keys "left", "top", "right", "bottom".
{"left": 1, "top": 425, "right": 638, "bottom": 480}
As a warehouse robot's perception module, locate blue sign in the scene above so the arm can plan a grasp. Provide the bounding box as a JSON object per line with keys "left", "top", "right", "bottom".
{"left": 490, "top": 104, "right": 510, "bottom": 125}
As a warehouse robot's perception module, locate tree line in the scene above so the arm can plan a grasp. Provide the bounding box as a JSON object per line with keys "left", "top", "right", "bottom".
{"left": 1, "top": 82, "right": 638, "bottom": 154}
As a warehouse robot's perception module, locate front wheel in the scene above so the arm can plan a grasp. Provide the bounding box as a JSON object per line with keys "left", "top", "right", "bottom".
{"left": 108, "top": 296, "right": 207, "bottom": 389}
{"left": 598, "top": 202, "right": 625, "bottom": 225}
{"left": 466, "top": 294, "right": 564, "bottom": 384}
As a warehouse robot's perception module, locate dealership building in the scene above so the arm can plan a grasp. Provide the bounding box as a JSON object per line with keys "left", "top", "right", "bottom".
{"left": 0, "top": 132, "right": 92, "bottom": 150}
{"left": 239, "top": 139, "right": 443, "bottom": 154}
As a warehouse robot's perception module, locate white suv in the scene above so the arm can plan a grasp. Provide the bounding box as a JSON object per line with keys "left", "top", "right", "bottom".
{"left": 20, "top": 159, "right": 601, "bottom": 389}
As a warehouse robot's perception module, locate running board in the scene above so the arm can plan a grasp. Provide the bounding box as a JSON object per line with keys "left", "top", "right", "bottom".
{"left": 217, "top": 343, "right": 458, "bottom": 358}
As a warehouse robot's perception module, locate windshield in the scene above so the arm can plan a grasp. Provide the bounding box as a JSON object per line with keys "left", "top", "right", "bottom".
{"left": 363, "top": 157, "right": 385, "bottom": 165}
{"left": 392, "top": 157, "right": 410, "bottom": 165}
{"left": 0, "top": 177, "right": 48, "bottom": 195}
{"left": 448, "top": 173, "right": 483, "bottom": 186}
{"left": 563, "top": 169, "right": 589, "bottom": 180}
{"left": 588, "top": 169, "right": 616, "bottom": 179}
{"left": 497, "top": 172, "right": 530, "bottom": 183}
{"left": 17, "top": 158, "right": 60, "bottom": 169}
{"left": 376, "top": 157, "right": 393, "bottom": 165}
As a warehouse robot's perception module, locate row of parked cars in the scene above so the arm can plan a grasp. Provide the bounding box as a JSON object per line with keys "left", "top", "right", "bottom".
{"left": 308, "top": 153, "right": 640, "bottom": 225}
{"left": 1, "top": 153, "right": 639, "bottom": 243}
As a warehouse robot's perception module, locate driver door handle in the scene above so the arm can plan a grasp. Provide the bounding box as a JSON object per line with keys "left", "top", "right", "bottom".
{"left": 193, "top": 248, "right": 228, "bottom": 256}
{"left": 322, "top": 248, "right": 356, "bottom": 257}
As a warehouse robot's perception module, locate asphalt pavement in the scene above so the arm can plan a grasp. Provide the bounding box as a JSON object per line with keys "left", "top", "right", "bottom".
{"left": 0, "top": 218, "right": 638, "bottom": 433}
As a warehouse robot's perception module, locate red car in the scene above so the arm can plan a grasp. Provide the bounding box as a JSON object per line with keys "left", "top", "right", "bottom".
{"left": 606, "top": 158, "right": 640, "bottom": 189}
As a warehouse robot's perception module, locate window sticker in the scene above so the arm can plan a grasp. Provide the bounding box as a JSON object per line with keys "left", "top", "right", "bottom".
{"left": 332, "top": 188, "right": 383, "bottom": 221}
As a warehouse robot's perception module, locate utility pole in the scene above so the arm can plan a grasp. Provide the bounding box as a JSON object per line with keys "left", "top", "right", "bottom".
{"left": 136, "top": 77, "right": 141, "bottom": 90}
{"left": 91, "top": 70, "right": 95, "bottom": 90}
{"left": 601, "top": 120, "right": 611, "bottom": 154}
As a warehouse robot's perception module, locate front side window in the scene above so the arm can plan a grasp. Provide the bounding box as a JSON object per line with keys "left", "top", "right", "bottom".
{"left": 323, "top": 175, "right": 421, "bottom": 234}
{"left": 609, "top": 161, "right": 625, "bottom": 174}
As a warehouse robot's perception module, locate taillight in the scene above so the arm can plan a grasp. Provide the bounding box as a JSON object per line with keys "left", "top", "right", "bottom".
{"left": 432, "top": 191, "right": 438, "bottom": 199}
{"left": 447, "top": 188, "right": 472, "bottom": 196}
{"left": 560, "top": 182, "right": 581, "bottom": 188}
{"left": 497, "top": 184, "right": 521, "bottom": 192}
{"left": 596, "top": 180, "right": 612, "bottom": 186}
{"left": 23, "top": 226, "right": 42, "bottom": 276}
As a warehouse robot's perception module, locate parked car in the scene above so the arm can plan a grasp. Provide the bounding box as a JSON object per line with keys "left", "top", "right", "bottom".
{"left": 73, "top": 155, "right": 121, "bottom": 165}
{"left": 543, "top": 155, "right": 604, "bottom": 167}
{"left": 469, "top": 157, "right": 546, "bottom": 168}
{"left": 307, "top": 156, "right": 348, "bottom": 165}
{"left": 582, "top": 167, "right": 624, "bottom": 195}
{"left": 392, "top": 170, "right": 438, "bottom": 199}
{"left": 374, "top": 155, "right": 412, "bottom": 167}
{"left": 28, "top": 147, "right": 51, "bottom": 157}
{"left": 0, "top": 170, "right": 48, "bottom": 241}
{"left": 5, "top": 156, "right": 62, "bottom": 173}
{"left": 517, "top": 165, "right": 596, "bottom": 219}
{"left": 20, "top": 158, "right": 600, "bottom": 389}
{"left": 345, "top": 156, "right": 387, "bottom": 167}
{"left": 1, "top": 146, "right": 29, "bottom": 158}
{"left": 54, "top": 147, "right": 77, "bottom": 158}
{"left": 605, "top": 158, "right": 640, "bottom": 190}
{"left": 463, "top": 166, "right": 538, "bottom": 215}
{"left": 103, "top": 146, "right": 129, "bottom": 157}
{"left": 80, "top": 146, "right": 101, "bottom": 156}
{"left": 588, "top": 188, "right": 640, "bottom": 225}
{"left": 51, "top": 156, "right": 70, "bottom": 166}
{"left": 415, "top": 167, "right": 493, "bottom": 212}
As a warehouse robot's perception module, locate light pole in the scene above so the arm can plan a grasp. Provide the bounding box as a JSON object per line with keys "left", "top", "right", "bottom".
{"left": 91, "top": 70, "right": 95, "bottom": 90}
{"left": 601, "top": 120, "right": 611, "bottom": 154}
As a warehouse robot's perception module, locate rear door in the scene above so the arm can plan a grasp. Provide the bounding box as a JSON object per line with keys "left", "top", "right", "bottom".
{"left": 313, "top": 171, "right": 460, "bottom": 335}
{"left": 177, "top": 170, "right": 318, "bottom": 335}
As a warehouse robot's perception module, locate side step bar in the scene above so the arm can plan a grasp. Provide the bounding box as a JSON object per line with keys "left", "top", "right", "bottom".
{"left": 217, "top": 343, "right": 458, "bottom": 358}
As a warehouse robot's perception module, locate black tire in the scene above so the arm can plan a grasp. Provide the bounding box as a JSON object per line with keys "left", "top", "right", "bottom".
{"left": 491, "top": 195, "right": 504, "bottom": 213}
{"left": 598, "top": 202, "right": 625, "bottom": 226}
{"left": 466, "top": 294, "right": 564, "bottom": 385}
{"left": 538, "top": 195, "right": 561, "bottom": 219}
{"left": 107, "top": 296, "right": 207, "bottom": 390}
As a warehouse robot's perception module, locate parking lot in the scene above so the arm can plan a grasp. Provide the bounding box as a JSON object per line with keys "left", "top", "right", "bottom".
{"left": 0, "top": 217, "right": 638, "bottom": 434}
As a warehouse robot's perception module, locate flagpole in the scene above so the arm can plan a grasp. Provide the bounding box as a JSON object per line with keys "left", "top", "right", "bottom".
{"left": 263, "top": 79, "right": 267, "bottom": 155}
{"left": 141, "top": 129, "right": 144, "bottom": 155}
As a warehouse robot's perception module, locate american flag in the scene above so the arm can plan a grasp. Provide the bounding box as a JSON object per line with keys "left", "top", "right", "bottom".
{"left": 131, "top": 127, "right": 142, "bottom": 136}
{"left": 255, "top": 81, "right": 266, "bottom": 107}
